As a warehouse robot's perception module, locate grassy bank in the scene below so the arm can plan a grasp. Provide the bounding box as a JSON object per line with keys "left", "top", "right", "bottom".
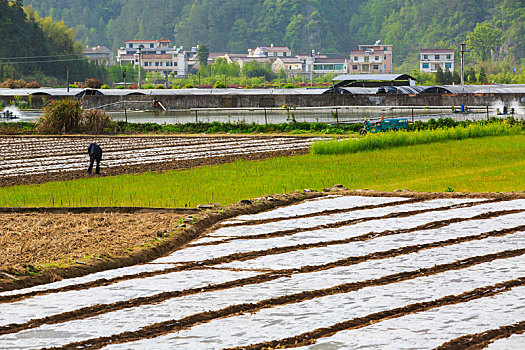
{"left": 312, "top": 122, "right": 525, "bottom": 155}
{"left": 0, "top": 134, "right": 524, "bottom": 207}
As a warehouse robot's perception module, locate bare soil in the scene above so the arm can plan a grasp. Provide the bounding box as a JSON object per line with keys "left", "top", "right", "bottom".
{"left": 0, "top": 212, "right": 185, "bottom": 273}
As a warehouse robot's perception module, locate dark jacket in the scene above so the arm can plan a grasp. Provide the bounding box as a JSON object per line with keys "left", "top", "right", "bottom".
{"left": 87, "top": 143, "right": 102, "bottom": 157}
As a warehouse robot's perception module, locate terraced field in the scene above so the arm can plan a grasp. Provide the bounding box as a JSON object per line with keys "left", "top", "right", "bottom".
{"left": 0, "top": 136, "right": 315, "bottom": 186}
{"left": 1, "top": 194, "right": 525, "bottom": 349}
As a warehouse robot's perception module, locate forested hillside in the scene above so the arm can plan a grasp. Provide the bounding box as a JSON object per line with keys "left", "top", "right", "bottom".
{"left": 0, "top": 0, "right": 105, "bottom": 83}
{"left": 26, "top": 0, "right": 524, "bottom": 66}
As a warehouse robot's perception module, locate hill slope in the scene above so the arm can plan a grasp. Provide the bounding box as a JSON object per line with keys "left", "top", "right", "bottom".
{"left": 20, "top": 0, "right": 525, "bottom": 66}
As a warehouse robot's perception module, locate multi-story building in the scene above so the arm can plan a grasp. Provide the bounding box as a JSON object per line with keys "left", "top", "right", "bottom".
{"left": 313, "top": 57, "right": 349, "bottom": 75}
{"left": 248, "top": 44, "right": 291, "bottom": 58}
{"left": 82, "top": 46, "right": 114, "bottom": 66}
{"left": 349, "top": 42, "right": 392, "bottom": 74}
{"left": 116, "top": 40, "right": 188, "bottom": 77}
{"left": 420, "top": 49, "right": 454, "bottom": 73}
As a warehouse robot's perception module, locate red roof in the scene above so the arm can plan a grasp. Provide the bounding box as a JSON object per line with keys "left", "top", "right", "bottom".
{"left": 421, "top": 49, "right": 454, "bottom": 53}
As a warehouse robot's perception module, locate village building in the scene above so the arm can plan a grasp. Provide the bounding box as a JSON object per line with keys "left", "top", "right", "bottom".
{"left": 420, "top": 49, "right": 455, "bottom": 73}
{"left": 272, "top": 57, "right": 303, "bottom": 77}
{"left": 313, "top": 57, "right": 349, "bottom": 75}
{"left": 247, "top": 45, "right": 291, "bottom": 58}
{"left": 82, "top": 46, "right": 114, "bottom": 66}
{"left": 349, "top": 42, "right": 393, "bottom": 74}
{"left": 116, "top": 40, "right": 188, "bottom": 77}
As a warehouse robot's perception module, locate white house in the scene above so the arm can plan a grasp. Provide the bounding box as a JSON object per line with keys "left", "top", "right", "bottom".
{"left": 248, "top": 45, "right": 291, "bottom": 58}
{"left": 420, "top": 49, "right": 455, "bottom": 73}
{"left": 313, "top": 57, "right": 348, "bottom": 75}
{"left": 116, "top": 40, "right": 188, "bottom": 77}
{"left": 82, "top": 46, "right": 114, "bottom": 66}
{"left": 272, "top": 57, "right": 303, "bottom": 77}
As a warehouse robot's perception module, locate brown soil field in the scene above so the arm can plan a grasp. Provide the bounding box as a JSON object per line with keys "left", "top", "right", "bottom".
{"left": 0, "top": 211, "right": 186, "bottom": 274}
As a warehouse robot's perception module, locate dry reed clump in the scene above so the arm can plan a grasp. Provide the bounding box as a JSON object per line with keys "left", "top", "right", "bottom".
{"left": 37, "top": 99, "right": 115, "bottom": 134}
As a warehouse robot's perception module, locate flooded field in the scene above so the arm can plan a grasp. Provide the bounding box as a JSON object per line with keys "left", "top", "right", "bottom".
{"left": 1, "top": 194, "right": 524, "bottom": 349}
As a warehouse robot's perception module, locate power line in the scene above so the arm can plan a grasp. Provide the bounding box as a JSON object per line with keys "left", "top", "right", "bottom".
{"left": 0, "top": 58, "right": 86, "bottom": 65}
{"left": 0, "top": 53, "right": 79, "bottom": 60}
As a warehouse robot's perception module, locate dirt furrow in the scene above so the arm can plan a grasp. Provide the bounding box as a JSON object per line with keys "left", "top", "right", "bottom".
{"left": 2, "top": 212, "right": 523, "bottom": 304}
{"left": 0, "top": 148, "right": 309, "bottom": 187}
{"left": 196, "top": 198, "right": 502, "bottom": 246}
{"left": 41, "top": 266, "right": 525, "bottom": 349}
{"left": 3, "top": 246, "right": 525, "bottom": 337}
{"left": 223, "top": 277, "right": 525, "bottom": 350}
{"left": 435, "top": 321, "right": 525, "bottom": 350}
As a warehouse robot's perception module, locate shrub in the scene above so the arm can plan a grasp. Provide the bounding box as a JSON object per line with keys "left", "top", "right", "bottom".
{"left": 143, "top": 84, "right": 155, "bottom": 89}
{"left": 283, "top": 83, "right": 294, "bottom": 89}
{"left": 115, "top": 85, "right": 125, "bottom": 89}
{"left": 37, "top": 99, "right": 83, "bottom": 134}
{"left": 213, "top": 81, "right": 227, "bottom": 88}
{"left": 155, "top": 84, "right": 166, "bottom": 89}
{"left": 26, "top": 81, "right": 40, "bottom": 88}
{"left": 84, "top": 78, "right": 102, "bottom": 89}
{"left": 183, "top": 83, "right": 195, "bottom": 89}
{"left": 0, "top": 79, "right": 26, "bottom": 88}
{"left": 171, "top": 84, "right": 181, "bottom": 89}
{"left": 100, "top": 84, "right": 111, "bottom": 89}
{"left": 128, "top": 83, "right": 138, "bottom": 89}
{"left": 81, "top": 109, "right": 116, "bottom": 134}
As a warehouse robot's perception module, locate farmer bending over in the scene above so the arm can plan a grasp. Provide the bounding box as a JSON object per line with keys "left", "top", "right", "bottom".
{"left": 87, "top": 142, "right": 103, "bottom": 175}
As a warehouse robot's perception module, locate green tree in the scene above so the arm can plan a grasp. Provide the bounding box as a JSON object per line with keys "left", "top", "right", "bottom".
{"left": 466, "top": 22, "right": 503, "bottom": 62}
{"left": 435, "top": 66, "right": 444, "bottom": 84}
{"left": 197, "top": 44, "right": 209, "bottom": 67}
{"left": 478, "top": 66, "right": 487, "bottom": 84}
{"left": 443, "top": 68, "right": 453, "bottom": 85}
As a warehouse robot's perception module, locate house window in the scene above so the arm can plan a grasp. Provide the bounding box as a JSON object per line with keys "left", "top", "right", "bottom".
{"left": 324, "top": 64, "right": 334, "bottom": 70}
{"left": 384, "top": 47, "right": 387, "bottom": 51}
{"left": 435, "top": 54, "right": 440, "bottom": 59}
{"left": 373, "top": 65, "right": 379, "bottom": 70}
{"left": 128, "top": 44, "right": 133, "bottom": 48}
{"left": 334, "top": 64, "right": 343, "bottom": 70}
{"left": 362, "top": 64, "right": 369, "bottom": 71}
{"left": 155, "top": 62, "right": 159, "bottom": 66}
{"left": 375, "top": 56, "right": 379, "bottom": 61}
{"left": 313, "top": 64, "right": 323, "bottom": 70}
{"left": 446, "top": 54, "right": 451, "bottom": 60}
{"left": 150, "top": 43, "right": 154, "bottom": 48}
{"left": 422, "top": 63, "right": 429, "bottom": 68}
{"left": 354, "top": 56, "right": 358, "bottom": 61}
{"left": 174, "top": 62, "right": 177, "bottom": 66}
{"left": 364, "top": 56, "right": 369, "bottom": 62}
{"left": 423, "top": 54, "right": 428, "bottom": 60}
{"left": 352, "top": 65, "right": 358, "bottom": 70}
{"left": 445, "top": 62, "right": 452, "bottom": 69}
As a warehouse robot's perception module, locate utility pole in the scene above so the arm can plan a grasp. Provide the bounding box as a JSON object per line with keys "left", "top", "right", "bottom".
{"left": 123, "top": 68, "right": 127, "bottom": 89}
{"left": 138, "top": 47, "right": 142, "bottom": 88}
{"left": 459, "top": 43, "right": 466, "bottom": 85}
{"left": 66, "top": 66, "right": 70, "bottom": 92}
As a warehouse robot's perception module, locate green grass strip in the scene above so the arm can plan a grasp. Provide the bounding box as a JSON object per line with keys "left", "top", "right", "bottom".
{"left": 312, "top": 122, "right": 524, "bottom": 155}
{"left": 0, "top": 135, "right": 524, "bottom": 208}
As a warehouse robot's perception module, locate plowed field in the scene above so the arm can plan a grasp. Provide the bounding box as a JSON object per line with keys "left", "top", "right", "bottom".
{"left": 1, "top": 194, "right": 525, "bottom": 349}
{"left": 0, "top": 136, "right": 315, "bottom": 186}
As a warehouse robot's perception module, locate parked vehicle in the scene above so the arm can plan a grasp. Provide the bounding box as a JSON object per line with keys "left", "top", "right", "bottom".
{"left": 360, "top": 116, "right": 408, "bottom": 135}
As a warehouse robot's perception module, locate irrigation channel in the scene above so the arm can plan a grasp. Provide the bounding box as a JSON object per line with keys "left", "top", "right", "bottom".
{"left": 2, "top": 105, "right": 521, "bottom": 125}
{"left": 0, "top": 136, "right": 317, "bottom": 186}
{"left": 1, "top": 194, "right": 525, "bottom": 349}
